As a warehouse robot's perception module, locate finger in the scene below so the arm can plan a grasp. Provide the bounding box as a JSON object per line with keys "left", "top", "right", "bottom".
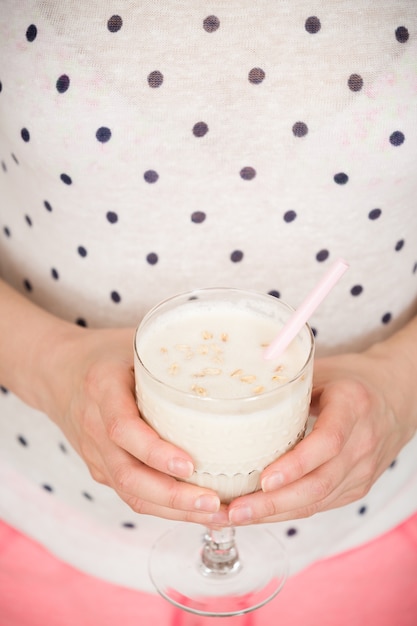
{"left": 100, "top": 389, "right": 197, "bottom": 480}
{"left": 99, "top": 438, "right": 224, "bottom": 515}
{"left": 228, "top": 457, "right": 348, "bottom": 524}
{"left": 121, "top": 495, "right": 230, "bottom": 526}
{"left": 260, "top": 388, "right": 356, "bottom": 493}
{"left": 85, "top": 434, "right": 229, "bottom": 524}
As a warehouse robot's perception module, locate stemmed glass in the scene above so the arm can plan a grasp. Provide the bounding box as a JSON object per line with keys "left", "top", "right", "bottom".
{"left": 134, "top": 288, "right": 315, "bottom": 617}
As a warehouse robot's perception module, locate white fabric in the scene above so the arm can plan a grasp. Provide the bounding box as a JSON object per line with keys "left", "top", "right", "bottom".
{"left": 0, "top": 0, "right": 416, "bottom": 592}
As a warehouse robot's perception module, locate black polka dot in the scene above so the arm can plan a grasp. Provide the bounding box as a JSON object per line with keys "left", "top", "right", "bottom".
{"left": 3, "top": 226, "right": 11, "bottom": 237}
{"left": 82, "top": 491, "right": 94, "bottom": 501}
{"left": 286, "top": 527, "right": 298, "bottom": 537}
{"left": 389, "top": 131, "right": 405, "bottom": 146}
{"left": 51, "top": 268, "right": 59, "bottom": 280}
{"left": 334, "top": 172, "right": 349, "bottom": 185}
{"left": 106, "top": 211, "right": 118, "bottom": 224}
{"left": 24, "top": 215, "right": 32, "bottom": 226}
{"left": 248, "top": 68, "right": 266, "bottom": 84}
{"left": 144, "top": 170, "right": 159, "bottom": 183}
{"left": 111, "top": 291, "right": 121, "bottom": 303}
{"left": 191, "top": 211, "right": 206, "bottom": 224}
{"left": 283, "top": 210, "right": 297, "bottom": 223}
{"left": 203, "top": 15, "right": 220, "bottom": 33}
{"left": 311, "top": 327, "right": 318, "bottom": 337}
{"left": 1, "top": 161, "right": 7, "bottom": 173}
{"left": 77, "top": 246, "right": 87, "bottom": 257}
{"left": 350, "top": 284, "right": 363, "bottom": 296}
{"left": 11, "top": 153, "right": 19, "bottom": 164}
{"left": 23, "top": 279, "right": 32, "bottom": 292}
{"left": 193, "top": 122, "right": 209, "bottom": 137}
{"left": 240, "top": 166, "right": 256, "bottom": 180}
{"left": 268, "top": 290, "right": 280, "bottom": 298}
{"left": 146, "top": 252, "right": 158, "bottom": 265}
{"left": 122, "top": 522, "right": 136, "bottom": 529}
{"left": 56, "top": 74, "right": 70, "bottom": 93}
{"left": 0, "top": 80, "right": 2, "bottom": 92}
{"left": 348, "top": 73, "right": 363, "bottom": 92}
{"left": 389, "top": 459, "right": 397, "bottom": 469}
{"left": 358, "top": 505, "right": 367, "bottom": 515}
{"left": 147, "top": 71, "right": 163, "bottom": 88}
{"left": 292, "top": 121, "right": 308, "bottom": 137}
{"left": 44, "top": 200, "right": 53, "bottom": 212}
{"left": 26, "top": 24, "right": 37, "bottom": 42}
{"left": 17, "top": 435, "right": 28, "bottom": 447}
{"left": 230, "top": 250, "right": 244, "bottom": 263}
{"left": 0, "top": 385, "right": 9, "bottom": 394}
{"left": 382, "top": 312, "right": 392, "bottom": 324}
{"left": 368, "top": 208, "right": 381, "bottom": 220}
{"left": 395, "top": 239, "right": 404, "bottom": 251}
{"left": 316, "top": 249, "right": 329, "bottom": 262}
{"left": 96, "top": 127, "right": 112, "bottom": 143}
{"left": 42, "top": 484, "right": 54, "bottom": 493}
{"left": 305, "top": 16, "right": 321, "bottom": 34}
{"left": 413, "top": 262, "right": 417, "bottom": 274}
{"left": 60, "top": 173, "right": 72, "bottom": 185}
{"left": 21, "top": 128, "right": 30, "bottom": 142}
{"left": 107, "top": 15, "right": 123, "bottom": 32}
{"left": 59, "top": 442, "right": 68, "bottom": 453}
{"left": 75, "top": 318, "right": 88, "bottom": 327}
{"left": 395, "top": 26, "right": 409, "bottom": 43}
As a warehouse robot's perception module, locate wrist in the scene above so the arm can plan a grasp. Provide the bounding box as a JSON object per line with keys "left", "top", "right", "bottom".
{"left": 365, "top": 331, "right": 417, "bottom": 435}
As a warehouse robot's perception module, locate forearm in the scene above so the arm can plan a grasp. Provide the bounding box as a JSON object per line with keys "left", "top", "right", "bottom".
{"left": 365, "top": 313, "right": 417, "bottom": 433}
{"left": 0, "top": 278, "right": 83, "bottom": 410}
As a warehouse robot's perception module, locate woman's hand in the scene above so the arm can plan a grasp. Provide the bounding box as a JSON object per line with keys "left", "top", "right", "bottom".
{"left": 227, "top": 320, "right": 417, "bottom": 525}
{"left": 0, "top": 280, "right": 227, "bottom": 525}
{"left": 40, "top": 324, "right": 228, "bottom": 525}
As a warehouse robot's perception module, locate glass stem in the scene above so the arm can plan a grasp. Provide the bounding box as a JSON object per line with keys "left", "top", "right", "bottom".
{"left": 200, "top": 526, "right": 241, "bottom": 576}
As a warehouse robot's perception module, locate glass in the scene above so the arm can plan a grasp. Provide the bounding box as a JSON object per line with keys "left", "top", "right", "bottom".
{"left": 134, "top": 288, "right": 315, "bottom": 617}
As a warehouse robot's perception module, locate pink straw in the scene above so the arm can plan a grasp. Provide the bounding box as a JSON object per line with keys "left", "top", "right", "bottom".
{"left": 264, "top": 258, "right": 349, "bottom": 360}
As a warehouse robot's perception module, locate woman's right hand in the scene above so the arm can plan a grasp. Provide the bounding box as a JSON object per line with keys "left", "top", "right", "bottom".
{"left": 0, "top": 280, "right": 228, "bottom": 525}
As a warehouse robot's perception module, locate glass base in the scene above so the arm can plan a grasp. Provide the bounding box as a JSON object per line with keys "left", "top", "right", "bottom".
{"left": 148, "top": 524, "right": 288, "bottom": 617}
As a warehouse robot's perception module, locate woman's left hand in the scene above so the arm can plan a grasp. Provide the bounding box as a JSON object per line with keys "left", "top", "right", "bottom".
{"left": 227, "top": 321, "right": 417, "bottom": 525}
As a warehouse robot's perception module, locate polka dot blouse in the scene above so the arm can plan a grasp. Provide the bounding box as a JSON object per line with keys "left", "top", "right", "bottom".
{"left": 0, "top": 0, "right": 416, "bottom": 593}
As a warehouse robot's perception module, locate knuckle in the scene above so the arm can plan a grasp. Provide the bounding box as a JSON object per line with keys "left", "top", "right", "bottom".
{"left": 259, "top": 496, "right": 279, "bottom": 519}
{"left": 310, "top": 474, "right": 333, "bottom": 500}
{"left": 325, "top": 428, "right": 346, "bottom": 457}
{"left": 141, "top": 433, "right": 167, "bottom": 469}
{"left": 126, "top": 496, "right": 148, "bottom": 515}
{"left": 286, "top": 450, "right": 307, "bottom": 480}
{"left": 299, "top": 501, "right": 322, "bottom": 518}
{"left": 350, "top": 379, "right": 373, "bottom": 413}
{"left": 112, "top": 464, "right": 135, "bottom": 494}
{"left": 89, "top": 466, "right": 107, "bottom": 485}
{"left": 356, "top": 463, "right": 378, "bottom": 492}
{"left": 142, "top": 439, "right": 164, "bottom": 470}
{"left": 165, "top": 481, "right": 183, "bottom": 510}
{"left": 106, "top": 414, "right": 125, "bottom": 444}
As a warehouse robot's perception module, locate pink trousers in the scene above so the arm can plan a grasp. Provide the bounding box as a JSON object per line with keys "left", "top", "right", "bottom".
{"left": 1, "top": 515, "right": 417, "bottom": 626}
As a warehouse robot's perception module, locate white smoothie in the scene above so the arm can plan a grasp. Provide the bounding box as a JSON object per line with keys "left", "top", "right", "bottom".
{"left": 134, "top": 290, "right": 314, "bottom": 502}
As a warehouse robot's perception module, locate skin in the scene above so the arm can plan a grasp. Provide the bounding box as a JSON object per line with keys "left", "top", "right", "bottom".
{"left": 1, "top": 277, "right": 416, "bottom": 527}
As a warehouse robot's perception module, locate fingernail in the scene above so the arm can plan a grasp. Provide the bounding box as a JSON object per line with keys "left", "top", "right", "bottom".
{"left": 194, "top": 495, "right": 220, "bottom": 513}
{"left": 261, "top": 472, "right": 284, "bottom": 492}
{"left": 168, "top": 457, "right": 194, "bottom": 478}
{"left": 229, "top": 505, "right": 253, "bottom": 524}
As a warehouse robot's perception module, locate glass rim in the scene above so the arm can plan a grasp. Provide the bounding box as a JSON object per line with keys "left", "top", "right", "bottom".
{"left": 134, "top": 287, "right": 315, "bottom": 404}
